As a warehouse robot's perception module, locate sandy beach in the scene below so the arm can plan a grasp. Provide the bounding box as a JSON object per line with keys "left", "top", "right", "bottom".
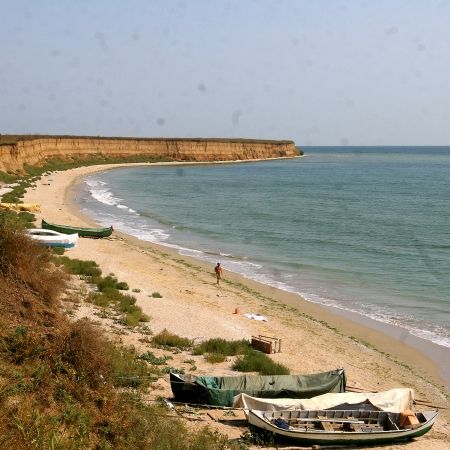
{"left": 24, "top": 163, "right": 450, "bottom": 449}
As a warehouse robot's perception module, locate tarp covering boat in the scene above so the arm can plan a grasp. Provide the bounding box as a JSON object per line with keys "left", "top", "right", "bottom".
{"left": 170, "top": 368, "right": 346, "bottom": 407}
{"left": 233, "top": 388, "right": 414, "bottom": 413}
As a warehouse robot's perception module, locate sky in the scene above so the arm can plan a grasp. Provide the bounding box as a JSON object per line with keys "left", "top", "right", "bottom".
{"left": 1, "top": 0, "right": 450, "bottom": 146}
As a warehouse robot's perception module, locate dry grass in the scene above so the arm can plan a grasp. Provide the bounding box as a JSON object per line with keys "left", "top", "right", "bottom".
{"left": 0, "top": 218, "right": 239, "bottom": 449}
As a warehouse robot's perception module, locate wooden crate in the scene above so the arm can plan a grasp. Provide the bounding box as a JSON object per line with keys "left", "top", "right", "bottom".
{"left": 251, "top": 335, "right": 281, "bottom": 354}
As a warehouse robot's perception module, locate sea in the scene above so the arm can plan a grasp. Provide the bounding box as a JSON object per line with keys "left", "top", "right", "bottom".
{"left": 75, "top": 147, "right": 450, "bottom": 375}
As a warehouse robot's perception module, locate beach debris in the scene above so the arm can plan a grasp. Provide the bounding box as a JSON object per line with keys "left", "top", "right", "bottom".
{"left": 243, "top": 313, "right": 268, "bottom": 322}
{"left": 251, "top": 335, "right": 281, "bottom": 353}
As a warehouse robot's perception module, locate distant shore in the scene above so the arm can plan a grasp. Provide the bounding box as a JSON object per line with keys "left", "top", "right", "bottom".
{"left": 22, "top": 162, "right": 450, "bottom": 448}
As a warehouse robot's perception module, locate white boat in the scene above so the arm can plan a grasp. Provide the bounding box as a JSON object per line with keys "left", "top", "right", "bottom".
{"left": 248, "top": 408, "right": 438, "bottom": 446}
{"left": 27, "top": 228, "right": 78, "bottom": 249}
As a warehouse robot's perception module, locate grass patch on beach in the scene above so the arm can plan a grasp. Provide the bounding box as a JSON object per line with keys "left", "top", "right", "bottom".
{"left": 89, "top": 290, "right": 149, "bottom": 327}
{"left": 139, "top": 351, "right": 173, "bottom": 365}
{"left": 55, "top": 256, "right": 148, "bottom": 326}
{"left": 193, "top": 338, "right": 251, "bottom": 356}
{"left": 97, "top": 274, "right": 129, "bottom": 291}
{"left": 0, "top": 170, "right": 18, "bottom": 183}
{"left": 0, "top": 210, "right": 35, "bottom": 229}
{"left": 152, "top": 329, "right": 192, "bottom": 350}
{"left": 204, "top": 353, "right": 227, "bottom": 364}
{"left": 232, "top": 350, "right": 290, "bottom": 375}
{"left": 54, "top": 256, "right": 102, "bottom": 278}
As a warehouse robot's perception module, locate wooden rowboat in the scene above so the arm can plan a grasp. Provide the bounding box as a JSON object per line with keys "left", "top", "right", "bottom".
{"left": 42, "top": 219, "right": 113, "bottom": 238}
{"left": 247, "top": 408, "right": 438, "bottom": 445}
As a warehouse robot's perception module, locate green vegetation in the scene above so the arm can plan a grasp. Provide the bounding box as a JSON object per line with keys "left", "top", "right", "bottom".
{"left": 54, "top": 256, "right": 147, "bottom": 327}
{"left": 151, "top": 291, "right": 162, "bottom": 298}
{"left": 52, "top": 246, "right": 65, "bottom": 255}
{"left": 193, "top": 338, "right": 251, "bottom": 356}
{"left": 204, "top": 353, "right": 227, "bottom": 364}
{"left": 97, "top": 275, "right": 129, "bottom": 291}
{"left": 54, "top": 256, "right": 102, "bottom": 278}
{"left": 152, "top": 329, "right": 192, "bottom": 350}
{"left": 89, "top": 290, "right": 149, "bottom": 327}
{"left": 232, "top": 350, "right": 290, "bottom": 375}
{"left": 139, "top": 351, "right": 173, "bottom": 365}
{"left": 0, "top": 210, "right": 238, "bottom": 449}
{"left": 0, "top": 170, "right": 18, "bottom": 183}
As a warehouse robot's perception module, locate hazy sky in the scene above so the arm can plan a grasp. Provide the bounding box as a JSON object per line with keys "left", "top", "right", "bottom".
{"left": 1, "top": 0, "right": 450, "bottom": 145}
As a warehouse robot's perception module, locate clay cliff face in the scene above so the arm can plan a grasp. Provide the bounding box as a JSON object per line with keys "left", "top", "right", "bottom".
{"left": 0, "top": 137, "right": 299, "bottom": 173}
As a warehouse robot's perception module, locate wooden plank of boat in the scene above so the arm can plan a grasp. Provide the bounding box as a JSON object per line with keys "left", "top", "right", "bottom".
{"left": 248, "top": 409, "right": 438, "bottom": 445}
{"left": 42, "top": 219, "right": 113, "bottom": 238}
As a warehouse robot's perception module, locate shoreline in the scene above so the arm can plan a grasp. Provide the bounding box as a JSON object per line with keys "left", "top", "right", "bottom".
{"left": 24, "top": 163, "right": 450, "bottom": 395}
{"left": 72, "top": 162, "right": 450, "bottom": 388}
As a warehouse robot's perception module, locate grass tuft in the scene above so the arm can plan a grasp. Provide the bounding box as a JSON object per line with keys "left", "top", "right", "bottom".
{"left": 193, "top": 338, "right": 251, "bottom": 356}
{"left": 152, "top": 329, "right": 192, "bottom": 350}
{"left": 232, "top": 349, "right": 290, "bottom": 375}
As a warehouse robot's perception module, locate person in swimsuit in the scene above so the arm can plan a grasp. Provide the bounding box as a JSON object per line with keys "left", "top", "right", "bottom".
{"left": 214, "top": 262, "right": 222, "bottom": 285}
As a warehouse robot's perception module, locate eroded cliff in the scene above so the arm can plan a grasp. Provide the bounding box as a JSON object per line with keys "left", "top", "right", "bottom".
{"left": 0, "top": 136, "right": 299, "bottom": 173}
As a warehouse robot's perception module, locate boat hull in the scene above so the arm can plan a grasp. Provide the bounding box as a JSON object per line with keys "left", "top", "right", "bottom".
{"left": 248, "top": 409, "right": 438, "bottom": 445}
{"left": 42, "top": 219, "right": 113, "bottom": 238}
{"left": 27, "top": 228, "right": 78, "bottom": 249}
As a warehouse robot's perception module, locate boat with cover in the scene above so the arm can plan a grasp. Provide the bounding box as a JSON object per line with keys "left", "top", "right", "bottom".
{"left": 233, "top": 388, "right": 415, "bottom": 413}
{"left": 42, "top": 219, "right": 113, "bottom": 238}
{"left": 27, "top": 228, "right": 78, "bottom": 249}
{"left": 247, "top": 408, "right": 438, "bottom": 445}
{"left": 170, "top": 368, "right": 346, "bottom": 407}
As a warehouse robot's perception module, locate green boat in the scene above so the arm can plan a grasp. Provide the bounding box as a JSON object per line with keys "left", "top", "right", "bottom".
{"left": 42, "top": 219, "right": 113, "bottom": 238}
{"left": 170, "top": 368, "right": 346, "bottom": 407}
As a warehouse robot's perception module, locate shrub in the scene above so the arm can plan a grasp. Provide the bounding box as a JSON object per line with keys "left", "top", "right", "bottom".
{"left": 151, "top": 291, "right": 162, "bottom": 298}
{"left": 105, "top": 344, "right": 159, "bottom": 388}
{"left": 232, "top": 350, "right": 290, "bottom": 375}
{"left": 152, "top": 329, "right": 192, "bottom": 349}
{"left": 193, "top": 338, "right": 251, "bottom": 356}
{"left": 97, "top": 275, "right": 128, "bottom": 292}
{"left": 0, "top": 225, "right": 65, "bottom": 305}
{"left": 204, "top": 353, "right": 227, "bottom": 364}
{"left": 54, "top": 256, "right": 102, "bottom": 278}
{"left": 139, "top": 351, "right": 173, "bottom": 365}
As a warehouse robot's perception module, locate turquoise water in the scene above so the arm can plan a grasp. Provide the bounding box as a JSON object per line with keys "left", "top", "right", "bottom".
{"left": 77, "top": 147, "right": 450, "bottom": 350}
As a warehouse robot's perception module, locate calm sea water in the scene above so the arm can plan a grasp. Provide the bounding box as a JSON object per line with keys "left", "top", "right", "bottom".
{"left": 77, "top": 147, "right": 450, "bottom": 350}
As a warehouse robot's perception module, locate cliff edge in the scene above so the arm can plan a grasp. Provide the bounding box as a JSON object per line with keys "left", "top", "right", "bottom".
{"left": 0, "top": 135, "right": 300, "bottom": 173}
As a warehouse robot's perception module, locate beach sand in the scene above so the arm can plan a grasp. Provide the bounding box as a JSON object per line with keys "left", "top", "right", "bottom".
{"left": 24, "top": 164, "right": 450, "bottom": 449}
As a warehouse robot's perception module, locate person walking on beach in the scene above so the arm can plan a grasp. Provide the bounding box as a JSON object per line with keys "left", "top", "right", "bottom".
{"left": 214, "top": 262, "right": 222, "bottom": 285}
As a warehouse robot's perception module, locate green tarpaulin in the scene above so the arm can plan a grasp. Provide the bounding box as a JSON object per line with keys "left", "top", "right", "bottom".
{"left": 171, "top": 369, "right": 346, "bottom": 407}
